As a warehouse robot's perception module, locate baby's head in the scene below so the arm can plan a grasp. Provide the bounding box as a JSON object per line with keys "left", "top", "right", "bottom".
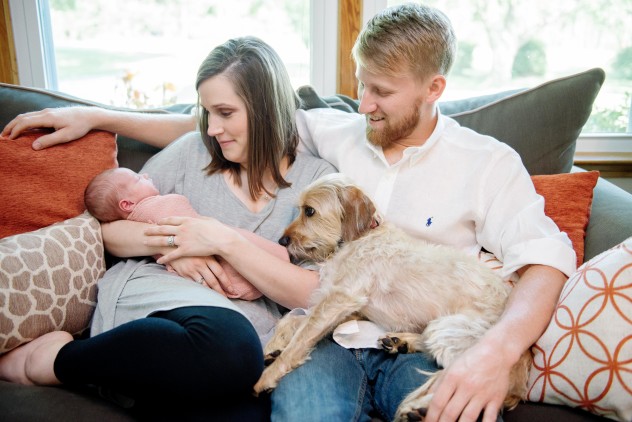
{"left": 85, "top": 167, "right": 159, "bottom": 222}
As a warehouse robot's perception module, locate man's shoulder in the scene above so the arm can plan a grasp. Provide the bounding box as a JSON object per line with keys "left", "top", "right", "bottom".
{"left": 441, "top": 114, "right": 515, "bottom": 154}
{"left": 297, "top": 107, "right": 364, "bottom": 126}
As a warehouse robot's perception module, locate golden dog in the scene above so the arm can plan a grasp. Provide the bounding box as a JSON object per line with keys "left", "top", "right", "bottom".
{"left": 254, "top": 174, "right": 531, "bottom": 420}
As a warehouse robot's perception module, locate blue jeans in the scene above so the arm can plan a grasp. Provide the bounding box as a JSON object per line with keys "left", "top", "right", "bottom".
{"left": 270, "top": 337, "right": 439, "bottom": 421}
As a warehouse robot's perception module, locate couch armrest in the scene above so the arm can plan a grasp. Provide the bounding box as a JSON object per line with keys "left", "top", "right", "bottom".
{"left": 583, "top": 176, "right": 632, "bottom": 261}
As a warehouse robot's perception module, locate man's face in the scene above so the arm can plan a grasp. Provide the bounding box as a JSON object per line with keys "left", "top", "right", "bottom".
{"left": 356, "top": 66, "right": 426, "bottom": 148}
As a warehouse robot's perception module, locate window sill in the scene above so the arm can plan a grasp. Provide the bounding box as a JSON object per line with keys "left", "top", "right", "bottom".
{"left": 574, "top": 134, "right": 632, "bottom": 165}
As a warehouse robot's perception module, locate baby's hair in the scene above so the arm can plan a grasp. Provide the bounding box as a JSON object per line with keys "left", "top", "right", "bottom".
{"left": 84, "top": 168, "right": 128, "bottom": 222}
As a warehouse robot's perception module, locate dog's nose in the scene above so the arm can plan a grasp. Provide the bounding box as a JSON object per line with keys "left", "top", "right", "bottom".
{"left": 278, "top": 236, "right": 290, "bottom": 247}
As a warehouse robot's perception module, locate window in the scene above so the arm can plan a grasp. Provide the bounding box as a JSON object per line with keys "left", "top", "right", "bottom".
{"left": 384, "top": 0, "right": 632, "bottom": 166}
{"left": 386, "top": 0, "right": 632, "bottom": 136}
{"left": 52, "top": 0, "right": 312, "bottom": 107}
{"left": 8, "top": 0, "right": 632, "bottom": 165}
{"left": 14, "top": 0, "right": 315, "bottom": 108}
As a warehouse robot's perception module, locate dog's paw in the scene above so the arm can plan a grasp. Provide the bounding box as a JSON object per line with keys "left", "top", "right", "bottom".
{"left": 394, "top": 408, "right": 427, "bottom": 421}
{"left": 253, "top": 370, "right": 279, "bottom": 396}
{"left": 394, "top": 379, "right": 435, "bottom": 421}
{"left": 379, "top": 334, "right": 409, "bottom": 354}
{"left": 395, "top": 395, "right": 432, "bottom": 421}
{"left": 263, "top": 349, "right": 281, "bottom": 366}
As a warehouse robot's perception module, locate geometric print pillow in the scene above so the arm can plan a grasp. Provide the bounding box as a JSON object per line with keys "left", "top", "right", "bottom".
{"left": 0, "top": 211, "right": 105, "bottom": 354}
{"left": 527, "top": 236, "right": 632, "bottom": 421}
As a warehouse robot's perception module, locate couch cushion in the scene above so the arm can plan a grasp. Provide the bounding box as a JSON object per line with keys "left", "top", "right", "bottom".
{"left": 0, "top": 211, "right": 104, "bottom": 354}
{"left": 584, "top": 177, "right": 632, "bottom": 262}
{"left": 531, "top": 171, "right": 599, "bottom": 267}
{"left": 0, "top": 129, "right": 118, "bottom": 238}
{"left": 0, "top": 381, "right": 135, "bottom": 421}
{"left": 528, "top": 236, "right": 632, "bottom": 421}
{"left": 297, "top": 68, "right": 605, "bottom": 176}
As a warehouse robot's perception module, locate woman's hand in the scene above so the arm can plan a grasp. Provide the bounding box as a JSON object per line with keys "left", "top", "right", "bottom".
{"left": 2, "top": 107, "right": 100, "bottom": 149}
{"left": 167, "top": 256, "right": 232, "bottom": 297}
{"left": 144, "top": 216, "right": 237, "bottom": 264}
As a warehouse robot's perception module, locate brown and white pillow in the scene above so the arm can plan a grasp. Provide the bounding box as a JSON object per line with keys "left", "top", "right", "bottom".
{"left": 0, "top": 212, "right": 105, "bottom": 354}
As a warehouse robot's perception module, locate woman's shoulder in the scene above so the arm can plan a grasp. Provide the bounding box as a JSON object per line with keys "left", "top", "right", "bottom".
{"left": 164, "top": 131, "right": 205, "bottom": 153}
{"left": 288, "top": 153, "right": 337, "bottom": 186}
{"left": 294, "top": 152, "right": 337, "bottom": 173}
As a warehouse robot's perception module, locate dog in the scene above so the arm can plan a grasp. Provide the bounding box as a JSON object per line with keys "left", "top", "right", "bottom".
{"left": 253, "top": 173, "right": 532, "bottom": 421}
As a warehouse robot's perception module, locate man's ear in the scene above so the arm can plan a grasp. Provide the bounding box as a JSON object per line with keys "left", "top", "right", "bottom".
{"left": 426, "top": 74, "right": 446, "bottom": 103}
{"left": 119, "top": 199, "right": 135, "bottom": 212}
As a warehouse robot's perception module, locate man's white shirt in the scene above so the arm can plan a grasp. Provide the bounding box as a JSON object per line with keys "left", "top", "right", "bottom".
{"left": 295, "top": 107, "right": 576, "bottom": 348}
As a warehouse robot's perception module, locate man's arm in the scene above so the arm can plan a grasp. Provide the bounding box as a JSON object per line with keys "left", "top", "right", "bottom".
{"left": 425, "top": 264, "right": 566, "bottom": 422}
{"left": 2, "top": 106, "right": 196, "bottom": 150}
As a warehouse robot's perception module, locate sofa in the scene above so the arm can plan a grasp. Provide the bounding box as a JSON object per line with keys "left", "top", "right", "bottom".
{"left": 1, "top": 67, "right": 631, "bottom": 421}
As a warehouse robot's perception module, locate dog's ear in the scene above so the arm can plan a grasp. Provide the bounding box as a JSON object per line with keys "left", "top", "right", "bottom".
{"left": 338, "top": 186, "right": 377, "bottom": 243}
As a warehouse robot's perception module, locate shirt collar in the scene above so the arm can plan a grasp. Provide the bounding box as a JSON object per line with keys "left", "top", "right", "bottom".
{"left": 363, "top": 111, "right": 446, "bottom": 167}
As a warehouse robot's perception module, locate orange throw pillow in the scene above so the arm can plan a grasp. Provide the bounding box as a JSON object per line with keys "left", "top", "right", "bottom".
{"left": 0, "top": 130, "right": 118, "bottom": 238}
{"left": 531, "top": 171, "right": 599, "bottom": 266}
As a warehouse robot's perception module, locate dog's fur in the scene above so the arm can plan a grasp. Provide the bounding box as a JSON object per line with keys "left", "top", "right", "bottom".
{"left": 254, "top": 174, "right": 532, "bottom": 420}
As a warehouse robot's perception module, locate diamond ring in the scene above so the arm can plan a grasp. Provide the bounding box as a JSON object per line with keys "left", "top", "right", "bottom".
{"left": 167, "top": 235, "right": 175, "bottom": 247}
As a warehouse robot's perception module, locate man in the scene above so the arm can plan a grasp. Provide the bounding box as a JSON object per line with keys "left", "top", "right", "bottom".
{"left": 272, "top": 4, "right": 574, "bottom": 422}
{"left": 2, "top": 5, "right": 574, "bottom": 421}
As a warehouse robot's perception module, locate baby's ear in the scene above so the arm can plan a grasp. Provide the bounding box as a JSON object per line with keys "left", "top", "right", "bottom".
{"left": 119, "top": 199, "right": 135, "bottom": 212}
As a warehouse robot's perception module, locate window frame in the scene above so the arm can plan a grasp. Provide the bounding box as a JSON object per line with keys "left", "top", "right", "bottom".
{"left": 8, "top": 0, "right": 632, "bottom": 165}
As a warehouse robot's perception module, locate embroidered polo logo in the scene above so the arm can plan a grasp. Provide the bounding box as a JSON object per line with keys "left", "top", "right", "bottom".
{"left": 426, "top": 217, "right": 433, "bottom": 227}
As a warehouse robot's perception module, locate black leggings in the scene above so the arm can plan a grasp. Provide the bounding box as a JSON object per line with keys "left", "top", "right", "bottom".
{"left": 54, "top": 306, "right": 268, "bottom": 421}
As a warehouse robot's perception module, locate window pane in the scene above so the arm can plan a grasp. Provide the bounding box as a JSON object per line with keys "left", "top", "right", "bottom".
{"left": 49, "top": 0, "right": 310, "bottom": 108}
{"left": 387, "top": 0, "right": 632, "bottom": 134}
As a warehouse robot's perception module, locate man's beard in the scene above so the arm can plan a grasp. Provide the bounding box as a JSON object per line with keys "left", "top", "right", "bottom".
{"left": 366, "top": 100, "right": 422, "bottom": 148}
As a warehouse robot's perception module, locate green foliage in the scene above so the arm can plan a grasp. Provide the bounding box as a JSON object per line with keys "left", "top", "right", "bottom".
{"left": 50, "top": 0, "right": 76, "bottom": 11}
{"left": 248, "top": 0, "right": 264, "bottom": 16}
{"left": 283, "top": 0, "right": 309, "bottom": 47}
{"left": 451, "top": 41, "right": 474, "bottom": 76}
{"left": 583, "top": 92, "right": 631, "bottom": 133}
{"left": 512, "top": 39, "right": 547, "bottom": 78}
{"left": 613, "top": 47, "right": 632, "bottom": 80}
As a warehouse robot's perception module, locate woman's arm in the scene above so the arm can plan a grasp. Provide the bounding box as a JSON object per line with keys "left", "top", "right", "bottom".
{"left": 2, "top": 107, "right": 196, "bottom": 150}
{"left": 103, "top": 219, "right": 233, "bottom": 296}
{"left": 145, "top": 216, "right": 319, "bottom": 310}
{"left": 102, "top": 220, "right": 167, "bottom": 257}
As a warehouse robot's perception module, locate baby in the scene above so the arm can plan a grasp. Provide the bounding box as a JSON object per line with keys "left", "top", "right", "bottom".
{"left": 84, "top": 167, "right": 289, "bottom": 300}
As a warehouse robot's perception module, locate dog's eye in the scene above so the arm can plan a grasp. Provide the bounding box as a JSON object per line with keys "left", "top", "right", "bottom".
{"left": 304, "top": 206, "right": 315, "bottom": 217}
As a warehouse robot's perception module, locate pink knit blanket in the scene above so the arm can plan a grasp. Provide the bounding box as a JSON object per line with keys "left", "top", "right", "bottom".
{"left": 129, "top": 194, "right": 288, "bottom": 300}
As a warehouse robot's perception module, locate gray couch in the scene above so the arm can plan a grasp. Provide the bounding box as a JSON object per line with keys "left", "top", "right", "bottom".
{"left": 1, "top": 67, "right": 631, "bottom": 421}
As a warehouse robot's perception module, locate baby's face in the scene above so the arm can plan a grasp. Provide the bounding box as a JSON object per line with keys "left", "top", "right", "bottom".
{"left": 115, "top": 168, "right": 160, "bottom": 202}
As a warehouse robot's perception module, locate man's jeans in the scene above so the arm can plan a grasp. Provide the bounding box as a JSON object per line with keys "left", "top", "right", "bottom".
{"left": 270, "top": 337, "right": 439, "bottom": 421}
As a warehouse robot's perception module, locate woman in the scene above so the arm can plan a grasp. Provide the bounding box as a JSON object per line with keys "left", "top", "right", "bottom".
{"left": 0, "top": 36, "right": 335, "bottom": 421}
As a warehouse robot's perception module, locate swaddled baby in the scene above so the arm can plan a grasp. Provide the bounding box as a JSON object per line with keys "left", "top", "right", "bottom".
{"left": 84, "top": 167, "right": 289, "bottom": 300}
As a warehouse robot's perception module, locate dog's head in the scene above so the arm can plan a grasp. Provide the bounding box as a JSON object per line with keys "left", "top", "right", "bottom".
{"left": 279, "top": 173, "right": 382, "bottom": 264}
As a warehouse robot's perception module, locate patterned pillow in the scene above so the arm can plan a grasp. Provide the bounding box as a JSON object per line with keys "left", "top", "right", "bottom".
{"left": 527, "top": 236, "right": 632, "bottom": 421}
{"left": 0, "top": 212, "right": 105, "bottom": 354}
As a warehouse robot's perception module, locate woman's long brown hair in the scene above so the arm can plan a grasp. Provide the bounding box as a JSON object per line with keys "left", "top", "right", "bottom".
{"left": 195, "top": 36, "right": 301, "bottom": 200}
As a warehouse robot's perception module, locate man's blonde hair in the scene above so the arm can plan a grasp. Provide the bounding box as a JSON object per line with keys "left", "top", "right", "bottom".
{"left": 352, "top": 3, "right": 456, "bottom": 81}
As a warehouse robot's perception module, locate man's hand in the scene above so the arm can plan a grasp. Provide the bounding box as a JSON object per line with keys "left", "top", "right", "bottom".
{"left": 424, "top": 335, "right": 513, "bottom": 422}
